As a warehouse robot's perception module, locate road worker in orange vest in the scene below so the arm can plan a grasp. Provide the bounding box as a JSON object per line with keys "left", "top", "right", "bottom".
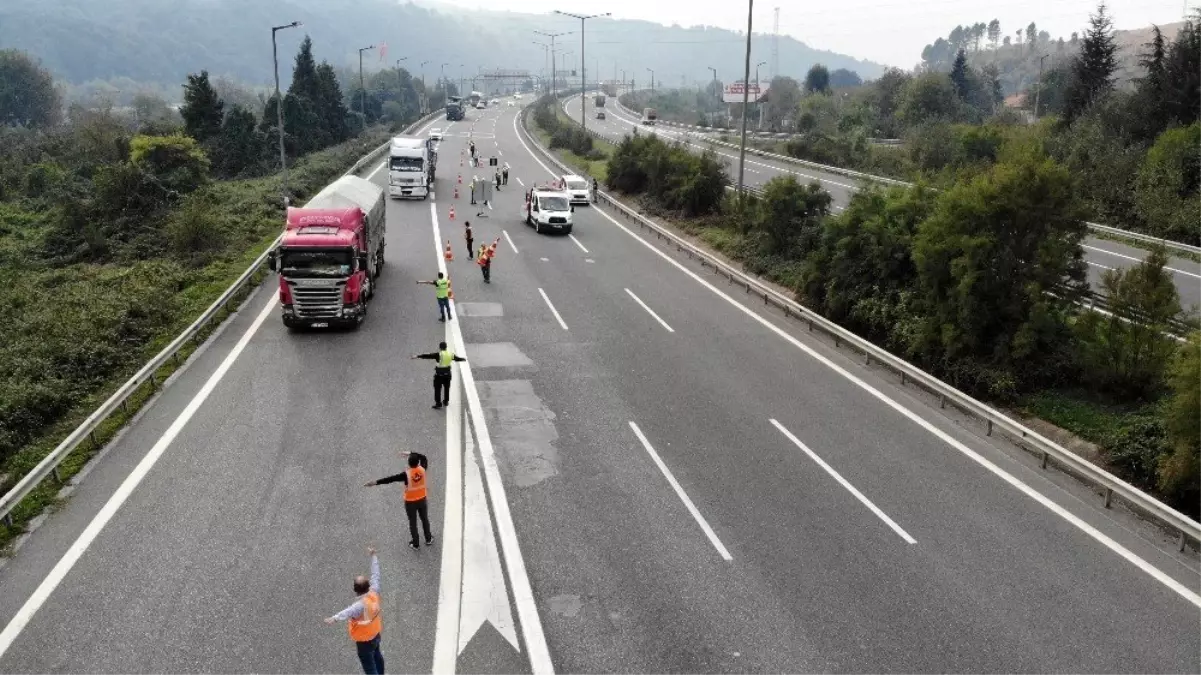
{"left": 365, "top": 451, "right": 435, "bottom": 549}
{"left": 324, "top": 547, "right": 386, "bottom": 675}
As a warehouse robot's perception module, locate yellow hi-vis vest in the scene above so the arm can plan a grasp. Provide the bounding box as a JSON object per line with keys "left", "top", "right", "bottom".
{"left": 437, "top": 350, "right": 455, "bottom": 367}
{"left": 434, "top": 278, "right": 450, "bottom": 298}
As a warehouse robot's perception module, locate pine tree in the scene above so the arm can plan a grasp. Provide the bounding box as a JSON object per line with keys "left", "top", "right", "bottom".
{"left": 180, "top": 70, "right": 224, "bottom": 142}
{"left": 1136, "top": 25, "right": 1169, "bottom": 138}
{"left": 950, "top": 49, "right": 970, "bottom": 99}
{"left": 288, "top": 35, "right": 321, "bottom": 104}
{"left": 1163, "top": 14, "right": 1200, "bottom": 128}
{"left": 988, "top": 19, "right": 1001, "bottom": 50}
{"left": 1064, "top": 3, "right": 1117, "bottom": 124}
{"left": 315, "top": 62, "right": 350, "bottom": 144}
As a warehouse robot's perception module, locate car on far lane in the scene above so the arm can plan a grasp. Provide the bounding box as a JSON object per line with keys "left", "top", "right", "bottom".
{"left": 558, "top": 174, "right": 592, "bottom": 205}
{"left": 596, "top": 111, "right": 606, "bottom": 120}
{"left": 429, "top": 127, "right": 443, "bottom": 141}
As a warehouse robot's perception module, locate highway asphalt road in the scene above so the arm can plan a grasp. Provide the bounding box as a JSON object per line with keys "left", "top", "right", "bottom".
{"left": 0, "top": 98, "right": 1197, "bottom": 674}
{"left": 567, "top": 95, "right": 1201, "bottom": 312}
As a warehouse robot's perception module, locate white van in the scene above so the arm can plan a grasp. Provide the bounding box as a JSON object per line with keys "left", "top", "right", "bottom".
{"left": 524, "top": 187, "right": 575, "bottom": 234}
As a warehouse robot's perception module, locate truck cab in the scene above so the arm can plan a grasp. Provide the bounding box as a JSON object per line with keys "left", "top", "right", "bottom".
{"left": 641, "top": 107, "right": 658, "bottom": 125}
{"left": 524, "top": 186, "right": 574, "bottom": 235}
{"left": 388, "top": 136, "right": 436, "bottom": 199}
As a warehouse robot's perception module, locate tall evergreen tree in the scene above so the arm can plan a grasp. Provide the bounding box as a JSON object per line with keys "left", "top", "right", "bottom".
{"left": 987, "top": 19, "right": 1001, "bottom": 50}
{"left": 804, "top": 64, "right": 830, "bottom": 94}
{"left": 1163, "top": 15, "right": 1201, "bottom": 127}
{"left": 1136, "top": 25, "right": 1169, "bottom": 138}
{"left": 288, "top": 35, "right": 321, "bottom": 104}
{"left": 315, "top": 62, "right": 350, "bottom": 144}
{"left": 180, "top": 70, "right": 224, "bottom": 142}
{"left": 1064, "top": 3, "right": 1117, "bottom": 123}
{"left": 949, "top": 49, "right": 970, "bottom": 99}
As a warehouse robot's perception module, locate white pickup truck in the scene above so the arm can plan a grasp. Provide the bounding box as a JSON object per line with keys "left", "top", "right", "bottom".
{"left": 524, "top": 187, "right": 575, "bottom": 235}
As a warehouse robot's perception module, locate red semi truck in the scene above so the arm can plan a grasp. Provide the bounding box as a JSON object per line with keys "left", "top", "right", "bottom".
{"left": 267, "top": 175, "right": 386, "bottom": 330}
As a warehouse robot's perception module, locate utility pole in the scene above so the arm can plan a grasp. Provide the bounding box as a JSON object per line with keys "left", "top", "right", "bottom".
{"left": 358, "top": 45, "right": 376, "bottom": 125}
{"left": 554, "top": 10, "right": 611, "bottom": 134}
{"left": 646, "top": 67, "right": 654, "bottom": 93}
{"left": 419, "top": 60, "right": 429, "bottom": 113}
{"left": 395, "top": 57, "right": 408, "bottom": 114}
{"left": 535, "top": 30, "right": 572, "bottom": 98}
{"left": 736, "top": 0, "right": 754, "bottom": 201}
{"left": 1034, "top": 53, "right": 1049, "bottom": 119}
{"left": 708, "top": 66, "right": 718, "bottom": 125}
{"left": 755, "top": 60, "right": 766, "bottom": 130}
{"left": 271, "top": 20, "right": 301, "bottom": 208}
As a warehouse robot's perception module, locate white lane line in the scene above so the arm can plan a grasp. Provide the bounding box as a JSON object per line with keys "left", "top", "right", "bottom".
{"left": 512, "top": 115, "right": 1201, "bottom": 609}
{"left": 771, "top": 419, "right": 916, "bottom": 544}
{"left": 568, "top": 234, "right": 590, "bottom": 254}
{"left": 432, "top": 312, "right": 465, "bottom": 672}
{"left": 503, "top": 230, "right": 519, "bottom": 254}
{"left": 1087, "top": 261, "right": 1116, "bottom": 271}
{"left": 624, "top": 288, "right": 675, "bottom": 333}
{"left": 0, "top": 297, "right": 278, "bottom": 658}
{"left": 431, "top": 204, "right": 555, "bottom": 674}
{"left": 537, "top": 288, "right": 569, "bottom": 330}
{"left": 628, "top": 421, "right": 732, "bottom": 561}
{"left": 1082, "top": 244, "right": 1200, "bottom": 279}
{"left": 368, "top": 160, "right": 388, "bottom": 181}
{"left": 516, "top": 177, "right": 526, "bottom": 187}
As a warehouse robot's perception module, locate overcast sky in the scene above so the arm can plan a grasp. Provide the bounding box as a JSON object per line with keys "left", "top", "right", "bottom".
{"left": 423, "top": 0, "right": 1194, "bottom": 67}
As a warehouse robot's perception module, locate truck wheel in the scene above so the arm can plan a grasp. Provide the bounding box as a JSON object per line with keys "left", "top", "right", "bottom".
{"left": 535, "top": 220, "right": 542, "bottom": 234}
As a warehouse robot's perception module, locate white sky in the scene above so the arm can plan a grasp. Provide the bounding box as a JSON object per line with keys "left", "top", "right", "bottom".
{"left": 424, "top": 0, "right": 1195, "bottom": 67}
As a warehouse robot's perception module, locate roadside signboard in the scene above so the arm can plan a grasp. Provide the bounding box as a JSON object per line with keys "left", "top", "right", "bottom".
{"left": 723, "top": 82, "right": 768, "bottom": 104}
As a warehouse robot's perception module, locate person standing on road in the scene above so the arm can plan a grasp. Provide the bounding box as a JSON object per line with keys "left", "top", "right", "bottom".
{"left": 592, "top": 177, "right": 598, "bottom": 203}
{"left": 324, "top": 547, "right": 385, "bottom": 675}
{"left": 464, "top": 221, "right": 474, "bottom": 259}
{"left": 365, "top": 451, "right": 435, "bottom": 549}
{"left": 494, "top": 169, "right": 502, "bottom": 191}
{"left": 476, "top": 244, "right": 492, "bottom": 283}
{"left": 411, "top": 341, "right": 466, "bottom": 409}
{"left": 417, "top": 273, "right": 452, "bottom": 322}
{"left": 502, "top": 164, "right": 509, "bottom": 185}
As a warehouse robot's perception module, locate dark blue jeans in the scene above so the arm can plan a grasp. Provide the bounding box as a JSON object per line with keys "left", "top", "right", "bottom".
{"left": 437, "top": 297, "right": 451, "bottom": 321}
{"left": 355, "top": 635, "right": 385, "bottom": 674}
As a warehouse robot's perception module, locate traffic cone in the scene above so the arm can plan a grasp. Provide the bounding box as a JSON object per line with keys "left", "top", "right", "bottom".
{"left": 448, "top": 280, "right": 454, "bottom": 300}
{"left": 444, "top": 240, "right": 454, "bottom": 261}
{"left": 449, "top": 206, "right": 456, "bottom": 221}
{"left": 454, "top": 185, "right": 459, "bottom": 200}
{"left": 457, "top": 174, "right": 462, "bottom": 185}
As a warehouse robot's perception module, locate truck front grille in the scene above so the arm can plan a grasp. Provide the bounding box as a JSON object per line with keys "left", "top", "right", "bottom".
{"left": 288, "top": 281, "right": 345, "bottom": 318}
{"left": 549, "top": 217, "right": 568, "bottom": 224}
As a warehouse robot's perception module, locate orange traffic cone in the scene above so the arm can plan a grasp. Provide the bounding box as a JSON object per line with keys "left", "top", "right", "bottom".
{"left": 449, "top": 206, "right": 456, "bottom": 221}
{"left": 444, "top": 240, "right": 454, "bottom": 262}
{"left": 447, "top": 279, "right": 454, "bottom": 300}
{"left": 457, "top": 174, "right": 462, "bottom": 185}
{"left": 454, "top": 185, "right": 459, "bottom": 200}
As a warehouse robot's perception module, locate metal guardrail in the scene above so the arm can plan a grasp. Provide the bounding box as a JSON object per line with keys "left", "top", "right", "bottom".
{"left": 520, "top": 104, "right": 1201, "bottom": 552}
{"left": 0, "top": 111, "right": 442, "bottom": 527}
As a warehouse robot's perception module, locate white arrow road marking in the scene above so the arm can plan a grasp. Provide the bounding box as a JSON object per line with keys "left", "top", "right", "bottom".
{"left": 459, "top": 414, "right": 520, "bottom": 654}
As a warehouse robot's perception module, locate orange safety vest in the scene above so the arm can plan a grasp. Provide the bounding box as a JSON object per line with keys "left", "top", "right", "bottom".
{"left": 347, "top": 591, "right": 382, "bottom": 642}
{"left": 405, "top": 466, "right": 427, "bottom": 502}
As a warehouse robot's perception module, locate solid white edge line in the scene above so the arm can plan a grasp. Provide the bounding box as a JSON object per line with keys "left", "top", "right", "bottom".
{"left": 568, "top": 234, "right": 589, "bottom": 254}
{"left": 502, "top": 230, "right": 519, "bottom": 255}
{"left": 624, "top": 288, "right": 675, "bottom": 333}
{"left": 432, "top": 250, "right": 465, "bottom": 672}
{"left": 1082, "top": 244, "right": 1201, "bottom": 279}
{"left": 516, "top": 177, "right": 526, "bottom": 187}
{"left": 537, "top": 288, "right": 569, "bottom": 330}
{"left": 0, "top": 297, "right": 278, "bottom": 659}
{"left": 770, "top": 419, "right": 917, "bottom": 544}
{"left": 627, "top": 421, "right": 733, "bottom": 561}
{"left": 431, "top": 204, "right": 555, "bottom": 675}
{"left": 512, "top": 112, "right": 1201, "bottom": 609}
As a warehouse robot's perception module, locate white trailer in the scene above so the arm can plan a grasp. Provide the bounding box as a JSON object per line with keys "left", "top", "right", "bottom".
{"left": 388, "top": 136, "right": 435, "bottom": 199}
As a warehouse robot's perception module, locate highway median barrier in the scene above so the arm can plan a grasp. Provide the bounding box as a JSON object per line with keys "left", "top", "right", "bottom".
{"left": 519, "top": 102, "right": 1201, "bottom": 553}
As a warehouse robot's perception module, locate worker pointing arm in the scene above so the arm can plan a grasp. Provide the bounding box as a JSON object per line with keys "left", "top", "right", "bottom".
{"left": 411, "top": 341, "right": 465, "bottom": 409}
{"left": 365, "top": 452, "right": 435, "bottom": 549}
{"left": 324, "top": 548, "right": 386, "bottom": 674}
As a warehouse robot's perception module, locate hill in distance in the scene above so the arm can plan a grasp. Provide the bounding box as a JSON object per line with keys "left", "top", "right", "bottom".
{"left": 0, "top": 0, "right": 887, "bottom": 97}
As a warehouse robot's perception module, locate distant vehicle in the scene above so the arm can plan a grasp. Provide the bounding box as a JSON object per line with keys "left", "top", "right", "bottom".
{"left": 508, "top": 101, "right": 516, "bottom": 107}
{"left": 268, "top": 175, "right": 386, "bottom": 330}
{"left": 429, "top": 127, "right": 443, "bottom": 141}
{"left": 525, "top": 185, "right": 575, "bottom": 234}
{"left": 445, "top": 98, "right": 464, "bottom": 120}
{"left": 475, "top": 101, "right": 486, "bottom": 109}
{"left": 558, "top": 174, "right": 592, "bottom": 205}
{"left": 641, "top": 107, "right": 658, "bottom": 125}
{"left": 387, "top": 135, "right": 436, "bottom": 200}
{"left": 593, "top": 94, "right": 606, "bottom": 107}
{"left": 468, "top": 91, "right": 483, "bottom": 107}
{"left": 596, "top": 111, "right": 605, "bottom": 120}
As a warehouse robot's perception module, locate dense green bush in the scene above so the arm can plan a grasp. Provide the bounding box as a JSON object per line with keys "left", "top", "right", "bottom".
{"left": 605, "top": 134, "right": 726, "bottom": 217}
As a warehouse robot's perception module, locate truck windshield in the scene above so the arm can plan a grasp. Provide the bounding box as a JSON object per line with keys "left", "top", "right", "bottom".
{"left": 390, "top": 156, "right": 423, "bottom": 172}
{"left": 539, "top": 196, "right": 569, "bottom": 212}
{"left": 280, "top": 249, "right": 353, "bottom": 277}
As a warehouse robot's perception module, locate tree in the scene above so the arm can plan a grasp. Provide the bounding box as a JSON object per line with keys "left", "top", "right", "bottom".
{"left": 288, "top": 35, "right": 321, "bottom": 105}
{"left": 1133, "top": 123, "right": 1201, "bottom": 244}
{"left": 804, "top": 64, "right": 830, "bottom": 94}
{"left": 763, "top": 76, "right": 801, "bottom": 130}
{"left": 1157, "top": 333, "right": 1200, "bottom": 512}
{"left": 750, "top": 176, "right": 831, "bottom": 255}
{"left": 897, "top": 72, "right": 960, "bottom": 126}
{"left": 180, "top": 71, "right": 224, "bottom": 143}
{"left": 129, "top": 133, "right": 211, "bottom": 197}
{"left": 131, "top": 93, "right": 176, "bottom": 129}
{"left": 950, "top": 49, "right": 970, "bottom": 99}
{"left": 1026, "top": 22, "right": 1038, "bottom": 50}
{"left": 909, "top": 150, "right": 1087, "bottom": 395}
{"left": 988, "top": 19, "right": 1002, "bottom": 50}
{"left": 1078, "top": 246, "right": 1182, "bottom": 399}
{"left": 1064, "top": 3, "right": 1117, "bottom": 123}
{"left": 1162, "top": 16, "right": 1200, "bottom": 129}
{"left": 829, "top": 68, "right": 862, "bottom": 88}
{"left": 211, "top": 104, "right": 263, "bottom": 177}
{"left": 950, "top": 25, "right": 966, "bottom": 50}
{"left": 0, "top": 49, "right": 62, "bottom": 128}
{"left": 314, "top": 62, "right": 350, "bottom": 144}
{"left": 1003, "top": 36, "right": 1011, "bottom": 47}
{"left": 972, "top": 23, "right": 986, "bottom": 52}
{"left": 1136, "top": 26, "right": 1169, "bottom": 138}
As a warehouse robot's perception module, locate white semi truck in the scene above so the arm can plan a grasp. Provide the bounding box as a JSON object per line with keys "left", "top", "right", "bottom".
{"left": 387, "top": 136, "right": 437, "bottom": 199}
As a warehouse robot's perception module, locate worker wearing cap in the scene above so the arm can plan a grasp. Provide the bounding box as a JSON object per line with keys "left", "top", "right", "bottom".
{"left": 324, "top": 548, "right": 385, "bottom": 675}
{"left": 365, "top": 451, "right": 434, "bottom": 549}
{"left": 412, "top": 341, "right": 466, "bottom": 409}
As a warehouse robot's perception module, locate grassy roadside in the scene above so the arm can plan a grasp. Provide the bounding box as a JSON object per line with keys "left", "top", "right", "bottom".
{"left": 529, "top": 107, "right": 615, "bottom": 183}
{"left": 0, "top": 130, "right": 391, "bottom": 552}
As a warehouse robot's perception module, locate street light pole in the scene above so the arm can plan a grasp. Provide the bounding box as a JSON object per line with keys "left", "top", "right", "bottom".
{"left": 358, "top": 45, "right": 376, "bottom": 125}
{"left": 395, "top": 57, "right": 408, "bottom": 113}
{"left": 535, "top": 30, "right": 572, "bottom": 99}
{"left": 1034, "top": 53, "right": 1049, "bottom": 119}
{"left": 646, "top": 67, "right": 654, "bottom": 93}
{"left": 271, "top": 20, "right": 301, "bottom": 208}
{"left": 554, "top": 10, "right": 610, "bottom": 134}
{"left": 420, "top": 60, "right": 430, "bottom": 113}
{"left": 736, "top": 0, "right": 754, "bottom": 200}
{"left": 755, "top": 60, "right": 766, "bottom": 129}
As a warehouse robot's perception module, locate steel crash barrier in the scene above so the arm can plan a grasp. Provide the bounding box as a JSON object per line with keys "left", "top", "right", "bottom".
{"left": 519, "top": 104, "right": 1201, "bottom": 553}
{"left": 0, "top": 111, "right": 444, "bottom": 528}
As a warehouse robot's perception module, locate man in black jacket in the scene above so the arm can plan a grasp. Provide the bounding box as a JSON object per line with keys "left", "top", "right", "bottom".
{"left": 365, "top": 452, "right": 434, "bottom": 549}
{"left": 412, "top": 342, "right": 467, "bottom": 409}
